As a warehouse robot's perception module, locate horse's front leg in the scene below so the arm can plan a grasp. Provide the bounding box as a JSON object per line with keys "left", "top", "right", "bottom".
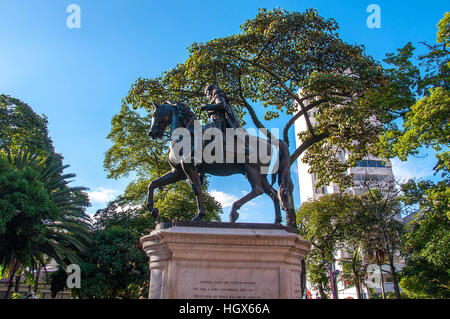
{"left": 181, "top": 162, "right": 206, "bottom": 222}
{"left": 147, "top": 170, "right": 185, "bottom": 220}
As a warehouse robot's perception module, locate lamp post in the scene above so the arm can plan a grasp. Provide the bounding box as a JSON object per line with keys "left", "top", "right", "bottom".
{"left": 323, "top": 233, "right": 340, "bottom": 299}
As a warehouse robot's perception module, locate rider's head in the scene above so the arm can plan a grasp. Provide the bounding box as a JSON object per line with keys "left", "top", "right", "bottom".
{"left": 205, "top": 84, "right": 219, "bottom": 99}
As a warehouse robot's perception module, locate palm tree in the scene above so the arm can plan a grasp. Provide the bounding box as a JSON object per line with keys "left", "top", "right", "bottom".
{"left": 0, "top": 147, "right": 93, "bottom": 298}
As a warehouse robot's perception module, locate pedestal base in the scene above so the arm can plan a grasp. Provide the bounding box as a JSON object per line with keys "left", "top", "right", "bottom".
{"left": 140, "top": 221, "right": 310, "bottom": 299}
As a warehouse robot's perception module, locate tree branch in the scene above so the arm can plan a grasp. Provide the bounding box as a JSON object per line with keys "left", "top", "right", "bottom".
{"left": 282, "top": 97, "right": 329, "bottom": 145}
{"left": 236, "top": 72, "right": 274, "bottom": 140}
{"left": 222, "top": 51, "right": 317, "bottom": 136}
{"left": 290, "top": 126, "right": 334, "bottom": 165}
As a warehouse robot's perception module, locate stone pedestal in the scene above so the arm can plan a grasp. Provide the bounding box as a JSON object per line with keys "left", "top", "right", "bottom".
{"left": 140, "top": 221, "right": 310, "bottom": 299}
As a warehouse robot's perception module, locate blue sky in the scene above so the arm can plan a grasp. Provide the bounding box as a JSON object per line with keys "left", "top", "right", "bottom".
{"left": 1, "top": 1, "right": 447, "bottom": 222}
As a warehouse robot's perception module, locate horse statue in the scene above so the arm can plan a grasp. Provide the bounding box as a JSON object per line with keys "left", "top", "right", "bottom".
{"left": 146, "top": 101, "right": 294, "bottom": 225}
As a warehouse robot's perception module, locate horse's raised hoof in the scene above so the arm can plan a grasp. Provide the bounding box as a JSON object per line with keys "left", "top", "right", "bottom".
{"left": 229, "top": 211, "right": 239, "bottom": 223}
{"left": 151, "top": 208, "right": 159, "bottom": 220}
{"left": 191, "top": 212, "right": 205, "bottom": 222}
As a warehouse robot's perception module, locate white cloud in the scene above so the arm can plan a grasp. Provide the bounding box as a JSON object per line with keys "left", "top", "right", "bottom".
{"left": 210, "top": 190, "right": 239, "bottom": 208}
{"left": 391, "top": 158, "right": 435, "bottom": 182}
{"left": 116, "top": 204, "right": 142, "bottom": 212}
{"left": 211, "top": 189, "right": 262, "bottom": 210}
{"left": 87, "top": 187, "right": 120, "bottom": 205}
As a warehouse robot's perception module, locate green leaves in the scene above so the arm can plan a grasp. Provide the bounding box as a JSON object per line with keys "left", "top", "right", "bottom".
{"left": 1, "top": 96, "right": 93, "bottom": 285}
{"left": 76, "top": 226, "right": 149, "bottom": 299}
{"left": 380, "top": 13, "right": 449, "bottom": 178}
{"left": 0, "top": 95, "right": 54, "bottom": 156}
{"left": 395, "top": 87, "right": 449, "bottom": 170}
{"left": 436, "top": 12, "right": 450, "bottom": 46}
{"left": 105, "top": 103, "right": 167, "bottom": 180}
{"left": 297, "top": 183, "right": 411, "bottom": 299}
{"left": 400, "top": 180, "right": 450, "bottom": 298}
{"left": 0, "top": 148, "right": 93, "bottom": 270}
{"left": 297, "top": 193, "right": 356, "bottom": 298}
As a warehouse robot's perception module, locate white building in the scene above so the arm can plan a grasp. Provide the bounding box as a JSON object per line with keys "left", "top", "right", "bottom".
{"left": 294, "top": 107, "right": 396, "bottom": 202}
{"left": 294, "top": 105, "right": 405, "bottom": 299}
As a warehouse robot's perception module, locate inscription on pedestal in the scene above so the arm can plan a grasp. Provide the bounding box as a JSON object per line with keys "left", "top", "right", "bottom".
{"left": 141, "top": 225, "right": 311, "bottom": 299}
{"left": 192, "top": 280, "right": 260, "bottom": 299}
{"left": 176, "top": 263, "right": 280, "bottom": 299}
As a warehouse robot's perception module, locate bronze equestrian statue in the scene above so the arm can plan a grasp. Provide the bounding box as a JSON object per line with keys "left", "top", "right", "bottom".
{"left": 146, "top": 85, "right": 295, "bottom": 227}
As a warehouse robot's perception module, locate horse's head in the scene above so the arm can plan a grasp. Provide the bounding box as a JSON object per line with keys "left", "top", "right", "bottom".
{"left": 149, "top": 102, "right": 172, "bottom": 139}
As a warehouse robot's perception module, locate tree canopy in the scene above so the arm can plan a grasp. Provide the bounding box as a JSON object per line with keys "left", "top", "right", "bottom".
{"left": 123, "top": 8, "right": 393, "bottom": 191}
{"left": 400, "top": 179, "right": 449, "bottom": 298}
{"left": 380, "top": 12, "right": 449, "bottom": 177}
{"left": 378, "top": 12, "right": 449, "bottom": 299}
{"left": 107, "top": 8, "right": 408, "bottom": 229}
{"left": 0, "top": 96, "right": 92, "bottom": 298}
{"left": 0, "top": 95, "right": 54, "bottom": 156}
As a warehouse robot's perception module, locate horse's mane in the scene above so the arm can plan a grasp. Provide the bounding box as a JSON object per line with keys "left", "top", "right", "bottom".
{"left": 165, "top": 101, "right": 195, "bottom": 127}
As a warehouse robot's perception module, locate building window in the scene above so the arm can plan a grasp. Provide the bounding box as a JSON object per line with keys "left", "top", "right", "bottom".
{"left": 356, "top": 160, "right": 386, "bottom": 168}
{"left": 354, "top": 174, "right": 388, "bottom": 182}
{"left": 315, "top": 186, "right": 328, "bottom": 195}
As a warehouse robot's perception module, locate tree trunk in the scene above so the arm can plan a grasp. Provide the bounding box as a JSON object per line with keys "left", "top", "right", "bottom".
{"left": 33, "top": 263, "right": 42, "bottom": 293}
{"left": 4, "top": 260, "right": 19, "bottom": 299}
{"left": 14, "top": 272, "right": 21, "bottom": 294}
{"left": 383, "top": 232, "right": 401, "bottom": 299}
{"left": 362, "top": 280, "right": 369, "bottom": 299}
{"left": 352, "top": 254, "right": 361, "bottom": 299}
{"left": 378, "top": 263, "right": 386, "bottom": 299}
{"left": 318, "top": 283, "right": 327, "bottom": 299}
{"left": 331, "top": 259, "right": 338, "bottom": 299}
{"left": 354, "top": 275, "right": 362, "bottom": 299}
{"left": 388, "top": 254, "right": 401, "bottom": 299}
{"left": 355, "top": 277, "right": 361, "bottom": 299}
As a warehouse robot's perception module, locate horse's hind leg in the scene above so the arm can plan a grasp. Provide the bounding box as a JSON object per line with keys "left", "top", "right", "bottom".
{"left": 229, "top": 165, "right": 264, "bottom": 223}
{"left": 261, "top": 176, "right": 282, "bottom": 224}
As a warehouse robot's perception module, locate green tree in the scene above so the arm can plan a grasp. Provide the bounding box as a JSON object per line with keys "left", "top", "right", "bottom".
{"left": 0, "top": 95, "right": 54, "bottom": 156}
{"left": 297, "top": 194, "right": 354, "bottom": 299}
{"left": 117, "top": 8, "right": 399, "bottom": 227}
{"left": 0, "top": 148, "right": 93, "bottom": 298}
{"left": 93, "top": 196, "right": 155, "bottom": 234}
{"left": 380, "top": 12, "right": 449, "bottom": 176}
{"left": 77, "top": 227, "right": 149, "bottom": 299}
{"left": 351, "top": 183, "right": 406, "bottom": 299}
{"left": 378, "top": 12, "right": 449, "bottom": 299}
{"left": 400, "top": 180, "right": 449, "bottom": 298}
{"left": 338, "top": 247, "right": 367, "bottom": 299}
{"left": 68, "top": 198, "right": 153, "bottom": 299}
{"left": 338, "top": 211, "right": 372, "bottom": 300}
{"left": 1, "top": 95, "right": 92, "bottom": 298}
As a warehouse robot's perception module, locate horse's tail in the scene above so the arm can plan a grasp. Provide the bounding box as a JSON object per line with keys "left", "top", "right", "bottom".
{"left": 270, "top": 140, "right": 295, "bottom": 227}
{"left": 270, "top": 140, "right": 292, "bottom": 187}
